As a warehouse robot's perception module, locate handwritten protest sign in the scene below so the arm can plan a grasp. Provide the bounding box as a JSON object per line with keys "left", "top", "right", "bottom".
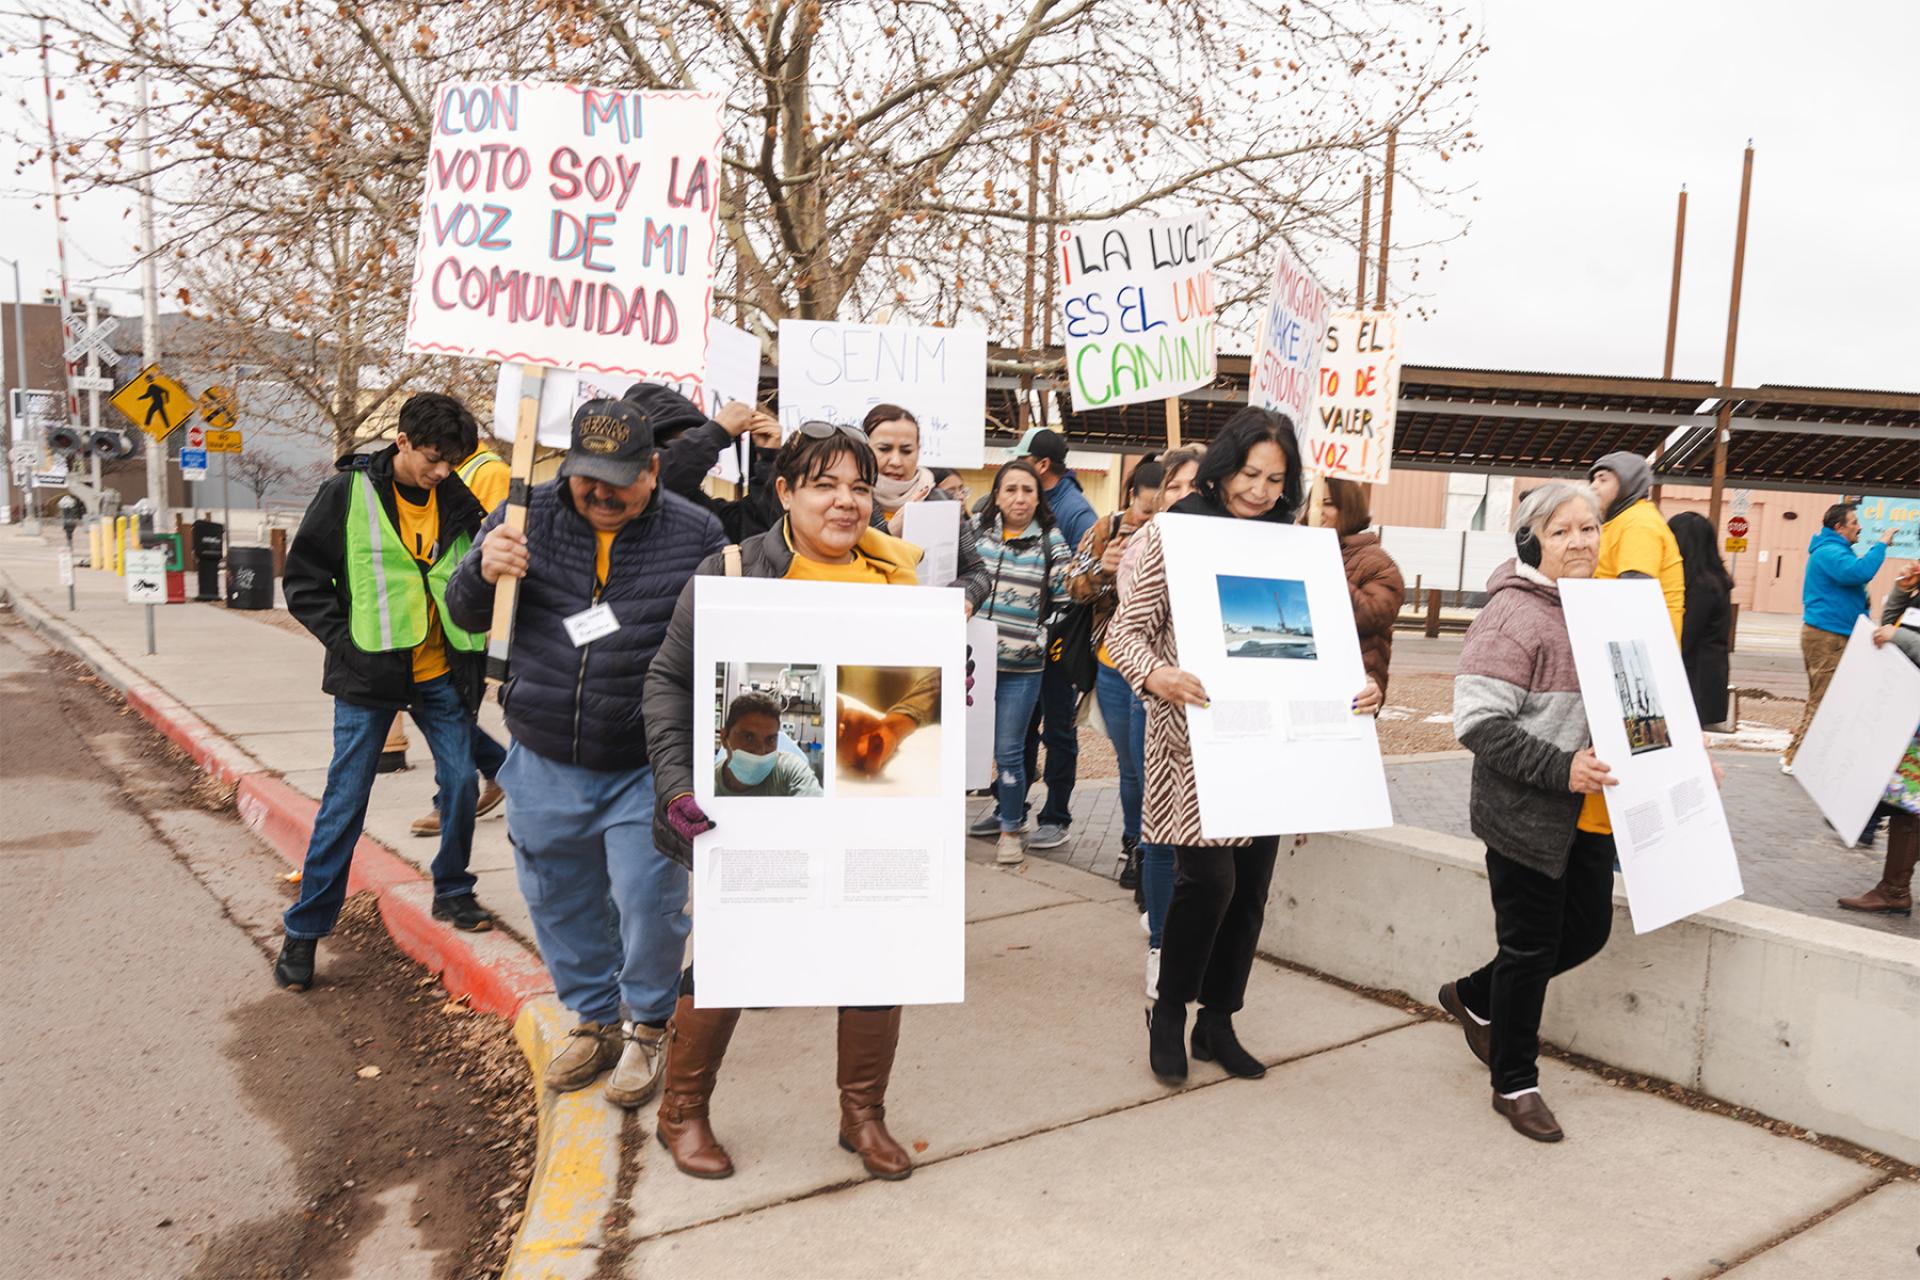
{"left": 404, "top": 81, "right": 722, "bottom": 383}
{"left": 1307, "top": 310, "right": 1399, "bottom": 483}
{"left": 494, "top": 318, "right": 762, "bottom": 452}
{"left": 1857, "top": 495, "right": 1920, "bottom": 558}
{"left": 777, "top": 320, "right": 986, "bottom": 467}
{"left": 1248, "top": 243, "right": 1332, "bottom": 436}
{"left": 1058, "top": 215, "right": 1216, "bottom": 412}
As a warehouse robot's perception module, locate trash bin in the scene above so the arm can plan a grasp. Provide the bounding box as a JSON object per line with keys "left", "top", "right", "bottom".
{"left": 226, "top": 545, "right": 276, "bottom": 610}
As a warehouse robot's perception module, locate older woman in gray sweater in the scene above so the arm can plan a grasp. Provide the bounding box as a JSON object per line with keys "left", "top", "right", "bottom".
{"left": 1434, "top": 480, "right": 1618, "bottom": 1144}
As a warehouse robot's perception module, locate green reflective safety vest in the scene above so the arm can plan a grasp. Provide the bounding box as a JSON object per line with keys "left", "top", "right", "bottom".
{"left": 343, "top": 472, "right": 482, "bottom": 655}
{"left": 456, "top": 449, "right": 504, "bottom": 488}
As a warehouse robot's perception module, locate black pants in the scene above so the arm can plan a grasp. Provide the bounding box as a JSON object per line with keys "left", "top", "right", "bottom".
{"left": 1019, "top": 664, "right": 1080, "bottom": 828}
{"left": 1154, "top": 837, "right": 1280, "bottom": 1016}
{"left": 1454, "top": 830, "right": 1616, "bottom": 1093}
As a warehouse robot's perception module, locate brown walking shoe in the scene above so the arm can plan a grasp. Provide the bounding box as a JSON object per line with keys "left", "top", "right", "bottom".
{"left": 836, "top": 1007, "right": 913, "bottom": 1180}
{"left": 1838, "top": 821, "right": 1916, "bottom": 916}
{"left": 655, "top": 996, "right": 741, "bottom": 1179}
{"left": 545, "top": 1021, "right": 623, "bottom": 1092}
{"left": 604, "top": 1021, "right": 669, "bottom": 1109}
{"left": 1438, "top": 982, "right": 1493, "bottom": 1068}
{"left": 411, "top": 778, "right": 507, "bottom": 837}
{"left": 1491, "top": 1090, "right": 1564, "bottom": 1143}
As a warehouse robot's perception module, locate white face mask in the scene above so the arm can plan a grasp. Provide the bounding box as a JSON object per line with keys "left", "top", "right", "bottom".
{"left": 725, "top": 747, "right": 778, "bottom": 786}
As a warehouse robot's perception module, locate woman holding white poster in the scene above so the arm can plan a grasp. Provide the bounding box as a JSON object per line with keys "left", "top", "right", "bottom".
{"left": 642, "top": 422, "right": 933, "bottom": 1184}
{"left": 1108, "top": 410, "right": 1382, "bottom": 1086}
{"left": 861, "top": 403, "right": 991, "bottom": 609}
{"left": 1434, "top": 481, "right": 1622, "bottom": 1144}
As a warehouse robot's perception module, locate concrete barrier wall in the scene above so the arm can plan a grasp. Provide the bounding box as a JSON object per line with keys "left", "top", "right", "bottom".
{"left": 1264, "top": 826, "right": 1920, "bottom": 1165}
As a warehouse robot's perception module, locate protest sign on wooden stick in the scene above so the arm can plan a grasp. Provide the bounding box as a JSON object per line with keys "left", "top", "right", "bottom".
{"left": 1058, "top": 214, "right": 1216, "bottom": 412}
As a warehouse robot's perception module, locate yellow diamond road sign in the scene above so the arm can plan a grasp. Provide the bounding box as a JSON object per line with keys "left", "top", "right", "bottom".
{"left": 111, "top": 365, "right": 196, "bottom": 441}
{"left": 205, "top": 429, "right": 243, "bottom": 454}
{"left": 197, "top": 385, "right": 238, "bottom": 430}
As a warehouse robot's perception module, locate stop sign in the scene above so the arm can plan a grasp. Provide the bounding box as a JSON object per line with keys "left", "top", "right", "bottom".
{"left": 187, "top": 425, "right": 205, "bottom": 449}
{"left": 1727, "top": 516, "right": 1750, "bottom": 538}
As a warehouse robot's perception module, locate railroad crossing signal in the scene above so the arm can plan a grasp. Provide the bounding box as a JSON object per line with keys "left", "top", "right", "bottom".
{"left": 63, "top": 316, "right": 120, "bottom": 364}
{"left": 197, "top": 385, "right": 238, "bottom": 430}
{"left": 111, "top": 364, "right": 196, "bottom": 441}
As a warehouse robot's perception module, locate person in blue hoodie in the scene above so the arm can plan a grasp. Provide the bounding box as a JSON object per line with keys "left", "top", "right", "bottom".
{"left": 1784, "top": 502, "right": 1894, "bottom": 770}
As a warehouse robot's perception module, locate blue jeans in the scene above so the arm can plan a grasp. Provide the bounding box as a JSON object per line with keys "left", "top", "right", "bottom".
{"left": 1022, "top": 663, "right": 1081, "bottom": 827}
{"left": 474, "top": 727, "right": 507, "bottom": 779}
{"left": 1093, "top": 665, "right": 1144, "bottom": 842}
{"left": 995, "top": 670, "right": 1045, "bottom": 832}
{"left": 284, "top": 676, "right": 477, "bottom": 939}
{"left": 500, "top": 745, "right": 689, "bottom": 1027}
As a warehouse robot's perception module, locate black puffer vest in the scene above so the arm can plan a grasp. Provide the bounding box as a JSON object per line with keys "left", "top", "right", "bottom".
{"left": 444, "top": 480, "right": 724, "bottom": 771}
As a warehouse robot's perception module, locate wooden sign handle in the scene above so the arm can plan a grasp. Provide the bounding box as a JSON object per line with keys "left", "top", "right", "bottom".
{"left": 1162, "top": 395, "right": 1182, "bottom": 451}
{"left": 486, "top": 362, "right": 544, "bottom": 686}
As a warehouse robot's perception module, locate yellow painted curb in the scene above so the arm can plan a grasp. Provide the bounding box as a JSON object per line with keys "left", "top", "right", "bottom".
{"left": 501, "top": 996, "right": 628, "bottom": 1280}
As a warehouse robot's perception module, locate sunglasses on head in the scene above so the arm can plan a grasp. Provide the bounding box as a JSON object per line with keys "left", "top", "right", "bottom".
{"left": 796, "top": 419, "right": 867, "bottom": 442}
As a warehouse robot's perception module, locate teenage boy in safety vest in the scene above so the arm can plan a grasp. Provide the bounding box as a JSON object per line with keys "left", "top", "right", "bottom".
{"left": 273, "top": 392, "right": 495, "bottom": 991}
{"left": 404, "top": 438, "right": 513, "bottom": 838}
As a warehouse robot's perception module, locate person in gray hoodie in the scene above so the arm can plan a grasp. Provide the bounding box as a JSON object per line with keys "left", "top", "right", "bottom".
{"left": 1435, "top": 480, "right": 1619, "bottom": 1145}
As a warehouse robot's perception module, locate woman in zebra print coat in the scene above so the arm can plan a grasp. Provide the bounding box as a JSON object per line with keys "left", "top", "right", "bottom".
{"left": 1108, "top": 409, "right": 1383, "bottom": 1086}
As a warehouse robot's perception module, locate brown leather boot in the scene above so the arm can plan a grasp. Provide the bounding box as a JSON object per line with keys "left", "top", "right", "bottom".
{"left": 836, "top": 1007, "right": 913, "bottom": 1180}
{"left": 654, "top": 996, "right": 741, "bottom": 1179}
{"left": 1838, "top": 814, "right": 1917, "bottom": 916}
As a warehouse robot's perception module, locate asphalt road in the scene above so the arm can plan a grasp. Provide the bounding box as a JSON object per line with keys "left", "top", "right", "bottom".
{"left": 0, "top": 614, "right": 452, "bottom": 1278}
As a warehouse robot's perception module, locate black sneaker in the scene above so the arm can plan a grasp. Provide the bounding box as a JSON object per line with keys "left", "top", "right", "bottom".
{"left": 1117, "top": 835, "right": 1141, "bottom": 890}
{"left": 432, "top": 894, "right": 495, "bottom": 932}
{"left": 274, "top": 935, "right": 317, "bottom": 991}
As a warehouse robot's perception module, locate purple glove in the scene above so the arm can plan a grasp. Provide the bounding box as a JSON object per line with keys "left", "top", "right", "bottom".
{"left": 966, "top": 644, "right": 976, "bottom": 708}
{"left": 666, "top": 793, "right": 715, "bottom": 843}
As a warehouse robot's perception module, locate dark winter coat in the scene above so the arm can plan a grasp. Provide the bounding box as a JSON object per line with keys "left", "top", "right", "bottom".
{"left": 283, "top": 444, "right": 486, "bottom": 713}
{"left": 443, "top": 479, "right": 724, "bottom": 772}
{"left": 1340, "top": 531, "right": 1405, "bottom": 697}
{"left": 1679, "top": 567, "right": 1733, "bottom": 725}
{"left": 624, "top": 383, "right": 782, "bottom": 545}
{"left": 1451, "top": 560, "right": 1592, "bottom": 878}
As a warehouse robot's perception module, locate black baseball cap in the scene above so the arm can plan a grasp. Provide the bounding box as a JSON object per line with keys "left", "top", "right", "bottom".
{"left": 558, "top": 399, "right": 656, "bottom": 487}
{"left": 1010, "top": 427, "right": 1068, "bottom": 466}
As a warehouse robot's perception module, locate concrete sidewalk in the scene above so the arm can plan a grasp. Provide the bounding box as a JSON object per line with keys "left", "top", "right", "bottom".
{"left": 4, "top": 529, "right": 1915, "bottom": 1278}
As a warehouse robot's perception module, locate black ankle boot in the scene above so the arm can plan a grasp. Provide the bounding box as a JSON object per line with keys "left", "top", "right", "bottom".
{"left": 1117, "top": 836, "right": 1141, "bottom": 891}
{"left": 1146, "top": 1000, "right": 1187, "bottom": 1084}
{"left": 1191, "top": 1009, "right": 1265, "bottom": 1079}
{"left": 274, "top": 936, "right": 317, "bottom": 991}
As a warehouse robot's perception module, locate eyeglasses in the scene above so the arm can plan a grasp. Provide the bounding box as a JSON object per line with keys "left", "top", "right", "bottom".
{"left": 795, "top": 419, "right": 867, "bottom": 442}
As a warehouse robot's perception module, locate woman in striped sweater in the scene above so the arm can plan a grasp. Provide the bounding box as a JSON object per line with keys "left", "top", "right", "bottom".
{"left": 975, "top": 459, "right": 1074, "bottom": 866}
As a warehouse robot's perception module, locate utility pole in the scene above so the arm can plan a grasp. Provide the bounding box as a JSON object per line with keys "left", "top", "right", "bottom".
{"left": 1355, "top": 174, "right": 1371, "bottom": 307}
{"left": 1708, "top": 144, "right": 1755, "bottom": 531}
{"left": 131, "top": 0, "right": 168, "bottom": 524}
{"left": 1650, "top": 185, "right": 1688, "bottom": 504}
{"left": 1374, "top": 128, "right": 1397, "bottom": 309}
{"left": 1, "top": 257, "right": 27, "bottom": 524}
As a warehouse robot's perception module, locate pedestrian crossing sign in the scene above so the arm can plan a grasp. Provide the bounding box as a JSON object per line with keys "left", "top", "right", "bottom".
{"left": 111, "top": 364, "right": 197, "bottom": 441}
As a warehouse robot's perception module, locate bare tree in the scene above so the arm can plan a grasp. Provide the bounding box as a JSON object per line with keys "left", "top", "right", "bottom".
{"left": 25, "top": 0, "right": 1484, "bottom": 426}
{"left": 230, "top": 451, "right": 295, "bottom": 506}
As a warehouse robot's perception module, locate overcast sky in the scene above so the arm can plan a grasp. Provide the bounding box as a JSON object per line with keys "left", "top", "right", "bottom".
{"left": 5, "top": 0, "right": 1916, "bottom": 391}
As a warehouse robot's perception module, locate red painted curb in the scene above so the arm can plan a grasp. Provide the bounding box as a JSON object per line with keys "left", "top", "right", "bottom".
{"left": 125, "top": 683, "right": 253, "bottom": 789}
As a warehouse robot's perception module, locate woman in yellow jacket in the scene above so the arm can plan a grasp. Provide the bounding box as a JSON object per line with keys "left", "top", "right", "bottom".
{"left": 1587, "top": 451, "right": 1685, "bottom": 640}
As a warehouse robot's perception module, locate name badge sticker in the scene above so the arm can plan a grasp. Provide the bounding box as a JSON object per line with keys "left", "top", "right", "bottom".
{"left": 564, "top": 602, "right": 620, "bottom": 647}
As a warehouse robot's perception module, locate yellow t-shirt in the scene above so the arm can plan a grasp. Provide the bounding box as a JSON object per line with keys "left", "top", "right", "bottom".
{"left": 1578, "top": 791, "right": 1610, "bottom": 834}
{"left": 394, "top": 487, "right": 448, "bottom": 683}
{"left": 781, "top": 524, "right": 922, "bottom": 585}
{"left": 594, "top": 529, "right": 616, "bottom": 596}
{"left": 463, "top": 452, "right": 511, "bottom": 514}
{"left": 787, "top": 550, "right": 898, "bottom": 584}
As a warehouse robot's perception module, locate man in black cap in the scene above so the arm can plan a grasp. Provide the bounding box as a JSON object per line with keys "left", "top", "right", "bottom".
{"left": 445, "top": 399, "right": 725, "bottom": 1107}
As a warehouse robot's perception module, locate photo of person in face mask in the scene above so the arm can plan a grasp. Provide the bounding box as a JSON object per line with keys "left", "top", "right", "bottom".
{"left": 715, "top": 691, "right": 824, "bottom": 797}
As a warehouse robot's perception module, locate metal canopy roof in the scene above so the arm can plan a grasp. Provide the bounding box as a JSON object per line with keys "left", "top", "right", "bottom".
{"left": 981, "top": 351, "right": 1920, "bottom": 496}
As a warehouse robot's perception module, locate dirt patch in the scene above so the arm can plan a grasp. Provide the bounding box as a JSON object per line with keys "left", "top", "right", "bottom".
{"left": 189, "top": 896, "right": 537, "bottom": 1280}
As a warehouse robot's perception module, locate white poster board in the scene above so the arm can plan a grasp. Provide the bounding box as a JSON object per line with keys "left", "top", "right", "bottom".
{"left": 1560, "top": 579, "right": 1743, "bottom": 932}
{"left": 493, "top": 319, "right": 761, "bottom": 484}
{"left": 692, "top": 577, "right": 966, "bottom": 1007}
{"left": 405, "top": 81, "right": 721, "bottom": 382}
{"left": 1247, "top": 242, "right": 1332, "bottom": 436}
{"left": 776, "top": 320, "right": 986, "bottom": 468}
{"left": 1058, "top": 214, "right": 1216, "bottom": 412}
{"left": 1157, "top": 514, "right": 1391, "bottom": 838}
{"left": 902, "top": 501, "right": 961, "bottom": 588}
{"left": 1792, "top": 616, "right": 1920, "bottom": 843}
{"left": 965, "top": 616, "right": 998, "bottom": 791}
{"left": 1307, "top": 309, "right": 1399, "bottom": 483}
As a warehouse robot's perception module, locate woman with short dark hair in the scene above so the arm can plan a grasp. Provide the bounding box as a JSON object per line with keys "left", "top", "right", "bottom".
{"left": 642, "top": 421, "right": 929, "bottom": 1184}
{"left": 1108, "top": 408, "right": 1382, "bottom": 1084}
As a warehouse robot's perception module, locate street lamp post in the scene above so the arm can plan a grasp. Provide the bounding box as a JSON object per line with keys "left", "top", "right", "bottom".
{"left": 1, "top": 256, "right": 32, "bottom": 525}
